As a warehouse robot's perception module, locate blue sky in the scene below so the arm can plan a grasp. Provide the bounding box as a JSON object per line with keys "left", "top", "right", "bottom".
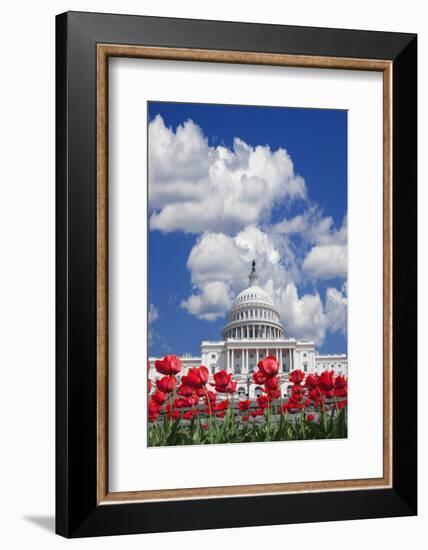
{"left": 148, "top": 101, "right": 347, "bottom": 357}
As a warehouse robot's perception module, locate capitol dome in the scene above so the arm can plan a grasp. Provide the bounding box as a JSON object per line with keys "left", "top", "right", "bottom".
{"left": 234, "top": 285, "right": 274, "bottom": 307}
{"left": 222, "top": 261, "right": 285, "bottom": 341}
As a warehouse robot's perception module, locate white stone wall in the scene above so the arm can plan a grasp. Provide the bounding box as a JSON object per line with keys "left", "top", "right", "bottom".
{"left": 314, "top": 354, "right": 348, "bottom": 376}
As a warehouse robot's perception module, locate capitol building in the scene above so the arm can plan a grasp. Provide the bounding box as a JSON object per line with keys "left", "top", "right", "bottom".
{"left": 149, "top": 261, "right": 347, "bottom": 399}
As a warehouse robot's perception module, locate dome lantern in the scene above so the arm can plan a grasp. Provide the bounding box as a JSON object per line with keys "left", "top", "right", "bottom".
{"left": 248, "top": 259, "right": 258, "bottom": 287}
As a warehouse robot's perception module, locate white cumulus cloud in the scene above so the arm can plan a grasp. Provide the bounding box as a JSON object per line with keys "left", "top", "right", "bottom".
{"left": 148, "top": 303, "right": 159, "bottom": 324}
{"left": 303, "top": 244, "right": 347, "bottom": 279}
{"left": 148, "top": 303, "right": 159, "bottom": 344}
{"left": 325, "top": 285, "right": 348, "bottom": 335}
{"left": 180, "top": 225, "right": 345, "bottom": 344}
{"left": 181, "top": 281, "right": 233, "bottom": 321}
{"left": 275, "top": 283, "right": 328, "bottom": 344}
{"left": 149, "top": 115, "right": 306, "bottom": 234}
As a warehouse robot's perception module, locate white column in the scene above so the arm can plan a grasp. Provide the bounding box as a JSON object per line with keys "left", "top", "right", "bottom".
{"left": 226, "top": 348, "right": 230, "bottom": 371}
{"left": 280, "top": 348, "right": 283, "bottom": 371}
{"left": 256, "top": 348, "right": 259, "bottom": 366}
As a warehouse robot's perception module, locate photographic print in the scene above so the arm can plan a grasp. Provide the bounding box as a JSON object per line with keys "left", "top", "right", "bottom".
{"left": 147, "top": 101, "right": 348, "bottom": 447}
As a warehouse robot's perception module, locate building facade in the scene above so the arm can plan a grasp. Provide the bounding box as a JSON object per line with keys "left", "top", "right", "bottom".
{"left": 149, "top": 261, "right": 347, "bottom": 398}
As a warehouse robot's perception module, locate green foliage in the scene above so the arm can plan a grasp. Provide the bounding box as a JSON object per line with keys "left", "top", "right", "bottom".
{"left": 148, "top": 406, "right": 347, "bottom": 446}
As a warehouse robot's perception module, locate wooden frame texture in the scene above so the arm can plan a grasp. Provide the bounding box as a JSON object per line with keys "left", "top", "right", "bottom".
{"left": 56, "top": 11, "right": 417, "bottom": 538}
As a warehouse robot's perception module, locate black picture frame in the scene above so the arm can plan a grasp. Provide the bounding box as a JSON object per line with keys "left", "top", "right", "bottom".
{"left": 56, "top": 11, "right": 417, "bottom": 538}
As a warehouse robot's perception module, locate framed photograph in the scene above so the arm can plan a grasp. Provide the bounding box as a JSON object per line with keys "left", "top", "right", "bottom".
{"left": 56, "top": 11, "right": 417, "bottom": 537}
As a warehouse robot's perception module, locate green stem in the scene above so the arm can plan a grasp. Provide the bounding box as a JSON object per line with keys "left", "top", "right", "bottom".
{"left": 202, "top": 386, "right": 214, "bottom": 444}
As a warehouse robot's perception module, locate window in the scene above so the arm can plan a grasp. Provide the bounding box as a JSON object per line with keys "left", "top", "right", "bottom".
{"left": 238, "top": 386, "right": 246, "bottom": 397}
{"left": 303, "top": 362, "right": 308, "bottom": 372}
{"left": 210, "top": 365, "right": 216, "bottom": 374}
{"left": 235, "top": 364, "right": 241, "bottom": 374}
{"left": 211, "top": 354, "right": 216, "bottom": 359}
{"left": 249, "top": 364, "right": 255, "bottom": 372}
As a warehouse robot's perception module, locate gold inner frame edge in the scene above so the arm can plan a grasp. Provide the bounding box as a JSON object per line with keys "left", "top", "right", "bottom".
{"left": 96, "top": 44, "right": 393, "bottom": 505}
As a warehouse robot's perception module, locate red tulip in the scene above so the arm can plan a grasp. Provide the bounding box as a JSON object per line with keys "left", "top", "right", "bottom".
{"left": 286, "top": 397, "right": 301, "bottom": 411}
{"left": 204, "top": 390, "right": 217, "bottom": 404}
{"left": 214, "top": 370, "right": 237, "bottom": 393}
{"left": 238, "top": 399, "right": 251, "bottom": 411}
{"left": 177, "top": 384, "right": 194, "bottom": 397}
{"left": 338, "top": 399, "right": 347, "bottom": 410}
{"left": 252, "top": 370, "right": 266, "bottom": 385}
{"left": 291, "top": 385, "right": 305, "bottom": 402}
{"left": 242, "top": 415, "right": 250, "bottom": 422}
{"left": 148, "top": 398, "right": 160, "bottom": 422}
{"left": 213, "top": 370, "right": 236, "bottom": 393}
{"left": 264, "top": 376, "right": 279, "bottom": 390}
{"left": 258, "top": 356, "right": 279, "bottom": 378}
{"left": 215, "top": 400, "right": 228, "bottom": 412}
{"left": 319, "top": 371, "right": 334, "bottom": 392}
{"left": 217, "top": 411, "right": 226, "bottom": 418}
{"left": 155, "top": 355, "right": 182, "bottom": 375}
{"left": 307, "top": 413, "right": 315, "bottom": 421}
{"left": 257, "top": 395, "right": 270, "bottom": 409}
{"left": 182, "top": 366, "right": 209, "bottom": 388}
{"left": 182, "top": 410, "right": 194, "bottom": 420}
{"left": 165, "top": 404, "right": 180, "bottom": 420}
{"left": 214, "top": 370, "right": 231, "bottom": 388}
{"left": 187, "top": 394, "right": 200, "bottom": 407}
{"left": 334, "top": 375, "right": 348, "bottom": 397}
{"left": 151, "top": 390, "right": 167, "bottom": 405}
{"left": 226, "top": 380, "right": 237, "bottom": 393}
{"left": 304, "top": 374, "right": 319, "bottom": 389}
{"left": 308, "top": 388, "right": 320, "bottom": 404}
{"left": 335, "top": 374, "right": 347, "bottom": 389}
{"left": 148, "top": 398, "right": 161, "bottom": 414}
{"left": 289, "top": 370, "right": 304, "bottom": 384}
{"left": 149, "top": 411, "right": 159, "bottom": 422}
{"left": 267, "top": 388, "right": 281, "bottom": 400}
{"left": 156, "top": 375, "right": 176, "bottom": 393}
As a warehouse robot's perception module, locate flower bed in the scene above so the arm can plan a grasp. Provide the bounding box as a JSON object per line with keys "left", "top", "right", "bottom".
{"left": 148, "top": 355, "right": 347, "bottom": 446}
